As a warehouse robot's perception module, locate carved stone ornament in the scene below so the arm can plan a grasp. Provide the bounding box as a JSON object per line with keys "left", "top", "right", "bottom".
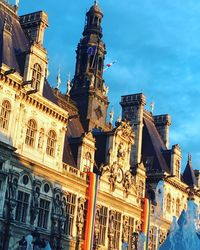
{"left": 108, "top": 162, "right": 119, "bottom": 191}
{"left": 76, "top": 197, "right": 85, "bottom": 237}
{"left": 115, "top": 120, "right": 135, "bottom": 145}
{"left": 108, "top": 211, "right": 115, "bottom": 249}
{"left": 122, "top": 216, "right": 129, "bottom": 243}
{"left": 123, "top": 170, "right": 133, "bottom": 197}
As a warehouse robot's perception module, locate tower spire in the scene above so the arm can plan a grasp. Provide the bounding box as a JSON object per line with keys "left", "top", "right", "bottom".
{"left": 70, "top": 1, "right": 109, "bottom": 132}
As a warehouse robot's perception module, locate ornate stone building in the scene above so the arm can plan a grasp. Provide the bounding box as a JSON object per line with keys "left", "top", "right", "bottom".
{"left": 0, "top": 1, "right": 199, "bottom": 249}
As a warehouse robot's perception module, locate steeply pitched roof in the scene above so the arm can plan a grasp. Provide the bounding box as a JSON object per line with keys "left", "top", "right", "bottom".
{"left": 0, "top": 3, "right": 28, "bottom": 74}
{"left": 142, "top": 116, "right": 169, "bottom": 173}
{"left": 183, "top": 154, "right": 197, "bottom": 186}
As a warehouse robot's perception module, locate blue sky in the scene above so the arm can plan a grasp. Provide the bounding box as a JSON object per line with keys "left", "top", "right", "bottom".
{"left": 15, "top": 0, "right": 200, "bottom": 171}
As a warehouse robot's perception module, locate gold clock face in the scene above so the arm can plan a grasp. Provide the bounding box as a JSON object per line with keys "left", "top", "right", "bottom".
{"left": 117, "top": 167, "right": 124, "bottom": 183}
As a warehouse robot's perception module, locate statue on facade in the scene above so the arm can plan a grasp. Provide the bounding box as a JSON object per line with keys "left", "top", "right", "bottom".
{"left": 109, "top": 109, "right": 114, "bottom": 124}
{"left": 76, "top": 198, "right": 85, "bottom": 237}
{"left": 30, "top": 188, "right": 40, "bottom": 225}
{"left": 108, "top": 212, "right": 115, "bottom": 249}
{"left": 61, "top": 196, "right": 67, "bottom": 217}
{"left": 123, "top": 171, "right": 132, "bottom": 197}
{"left": 94, "top": 207, "right": 100, "bottom": 249}
{"left": 53, "top": 194, "right": 62, "bottom": 215}
{"left": 8, "top": 177, "right": 18, "bottom": 200}
{"left": 117, "top": 143, "right": 126, "bottom": 160}
{"left": 109, "top": 163, "right": 118, "bottom": 191}
{"left": 122, "top": 217, "right": 129, "bottom": 243}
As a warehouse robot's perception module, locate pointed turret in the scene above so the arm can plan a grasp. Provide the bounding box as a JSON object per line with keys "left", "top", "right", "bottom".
{"left": 70, "top": 1, "right": 109, "bottom": 132}
{"left": 183, "top": 154, "right": 197, "bottom": 187}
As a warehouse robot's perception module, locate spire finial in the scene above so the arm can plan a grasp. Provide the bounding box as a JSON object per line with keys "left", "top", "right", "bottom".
{"left": 188, "top": 153, "right": 192, "bottom": 164}
{"left": 150, "top": 101, "right": 155, "bottom": 114}
{"left": 94, "top": 0, "right": 98, "bottom": 5}
{"left": 66, "top": 73, "right": 71, "bottom": 96}
{"left": 56, "top": 66, "right": 61, "bottom": 89}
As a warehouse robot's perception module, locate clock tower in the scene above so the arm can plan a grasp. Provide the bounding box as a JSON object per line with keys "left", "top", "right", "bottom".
{"left": 70, "top": 1, "right": 109, "bottom": 132}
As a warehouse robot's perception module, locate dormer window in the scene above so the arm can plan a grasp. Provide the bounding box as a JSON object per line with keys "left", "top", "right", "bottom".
{"left": 32, "top": 63, "right": 42, "bottom": 90}
{"left": 0, "top": 100, "right": 11, "bottom": 130}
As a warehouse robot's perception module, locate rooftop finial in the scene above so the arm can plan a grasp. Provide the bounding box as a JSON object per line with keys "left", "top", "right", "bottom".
{"left": 188, "top": 153, "right": 192, "bottom": 164}
{"left": 94, "top": 0, "right": 98, "bottom": 5}
{"left": 56, "top": 66, "right": 61, "bottom": 89}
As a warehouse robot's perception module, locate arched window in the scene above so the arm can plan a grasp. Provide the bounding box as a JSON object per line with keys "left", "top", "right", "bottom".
{"left": 46, "top": 130, "right": 57, "bottom": 156}
{"left": 94, "top": 16, "right": 98, "bottom": 27}
{"left": 166, "top": 193, "right": 171, "bottom": 212}
{"left": 0, "top": 100, "right": 11, "bottom": 130}
{"left": 32, "top": 63, "right": 42, "bottom": 90}
{"left": 138, "top": 180, "right": 144, "bottom": 198}
{"left": 25, "top": 119, "right": 37, "bottom": 147}
{"left": 176, "top": 198, "right": 180, "bottom": 217}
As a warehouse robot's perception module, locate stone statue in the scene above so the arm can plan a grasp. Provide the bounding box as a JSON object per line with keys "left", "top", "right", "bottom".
{"left": 53, "top": 194, "right": 62, "bottom": 215}
{"left": 67, "top": 78, "right": 71, "bottom": 96}
{"left": 117, "top": 143, "right": 126, "bottom": 160}
{"left": 30, "top": 188, "right": 40, "bottom": 225}
{"left": 108, "top": 213, "right": 115, "bottom": 249}
{"left": 122, "top": 218, "right": 129, "bottom": 243}
{"left": 109, "top": 110, "right": 114, "bottom": 124}
{"left": 61, "top": 197, "right": 67, "bottom": 217}
{"left": 8, "top": 177, "right": 18, "bottom": 200}
{"left": 109, "top": 163, "right": 118, "bottom": 191}
{"left": 76, "top": 199, "right": 85, "bottom": 237}
{"left": 123, "top": 171, "right": 132, "bottom": 197}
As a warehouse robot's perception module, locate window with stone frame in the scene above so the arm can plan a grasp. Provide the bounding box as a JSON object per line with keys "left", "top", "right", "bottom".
{"left": 112, "top": 211, "right": 122, "bottom": 250}
{"left": 127, "top": 217, "right": 135, "bottom": 250}
{"left": 15, "top": 190, "right": 30, "bottom": 223}
{"left": 98, "top": 205, "right": 108, "bottom": 246}
{"left": 0, "top": 100, "right": 11, "bottom": 130}
{"left": 166, "top": 193, "right": 171, "bottom": 213}
{"left": 46, "top": 130, "right": 57, "bottom": 156}
{"left": 148, "top": 226, "right": 157, "bottom": 250}
{"left": 32, "top": 63, "right": 42, "bottom": 90}
{"left": 64, "top": 192, "right": 76, "bottom": 236}
{"left": 25, "top": 119, "right": 37, "bottom": 147}
{"left": 176, "top": 198, "right": 180, "bottom": 217}
{"left": 37, "top": 198, "right": 50, "bottom": 229}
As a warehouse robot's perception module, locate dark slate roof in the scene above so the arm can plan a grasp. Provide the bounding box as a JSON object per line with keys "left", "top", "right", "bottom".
{"left": 0, "top": 4, "right": 28, "bottom": 74}
{"left": 183, "top": 155, "right": 197, "bottom": 186}
{"left": 62, "top": 135, "right": 76, "bottom": 167}
{"left": 142, "top": 117, "right": 169, "bottom": 173}
{"left": 42, "top": 79, "right": 58, "bottom": 105}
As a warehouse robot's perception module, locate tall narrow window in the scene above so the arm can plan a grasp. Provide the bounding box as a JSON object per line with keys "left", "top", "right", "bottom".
{"left": 46, "top": 130, "right": 57, "bottom": 156}
{"left": 32, "top": 63, "right": 42, "bottom": 90}
{"left": 0, "top": 100, "right": 11, "bottom": 130}
{"left": 98, "top": 206, "right": 108, "bottom": 246}
{"left": 65, "top": 193, "right": 76, "bottom": 236}
{"left": 25, "top": 119, "right": 37, "bottom": 147}
{"left": 127, "top": 217, "right": 134, "bottom": 250}
{"left": 109, "top": 211, "right": 121, "bottom": 250}
{"left": 166, "top": 193, "right": 171, "bottom": 212}
{"left": 84, "top": 152, "right": 92, "bottom": 171}
{"left": 15, "top": 191, "right": 30, "bottom": 223}
{"left": 37, "top": 198, "right": 50, "bottom": 229}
